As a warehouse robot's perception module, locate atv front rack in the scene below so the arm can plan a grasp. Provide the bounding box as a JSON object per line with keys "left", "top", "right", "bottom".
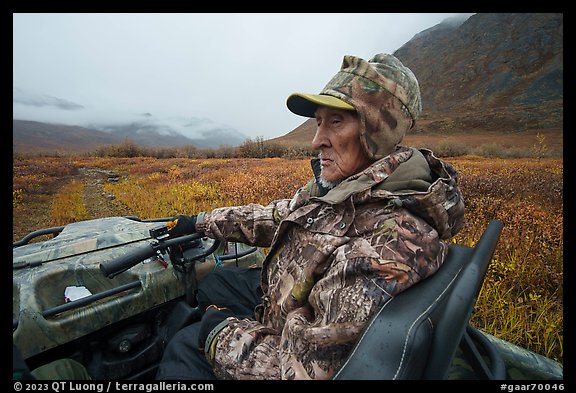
{"left": 13, "top": 216, "right": 265, "bottom": 360}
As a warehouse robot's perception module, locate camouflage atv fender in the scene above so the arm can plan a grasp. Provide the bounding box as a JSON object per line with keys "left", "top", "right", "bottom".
{"left": 13, "top": 217, "right": 264, "bottom": 360}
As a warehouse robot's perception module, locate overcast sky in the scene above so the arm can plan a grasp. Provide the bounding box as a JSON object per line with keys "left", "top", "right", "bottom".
{"left": 13, "top": 13, "right": 471, "bottom": 141}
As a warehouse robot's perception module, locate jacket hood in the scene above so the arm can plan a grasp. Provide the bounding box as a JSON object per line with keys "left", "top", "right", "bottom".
{"left": 310, "top": 147, "right": 465, "bottom": 239}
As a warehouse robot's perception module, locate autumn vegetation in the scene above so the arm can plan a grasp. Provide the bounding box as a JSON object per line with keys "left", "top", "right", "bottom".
{"left": 12, "top": 136, "right": 563, "bottom": 366}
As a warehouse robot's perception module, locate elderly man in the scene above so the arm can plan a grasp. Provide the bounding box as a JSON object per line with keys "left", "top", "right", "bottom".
{"left": 156, "top": 53, "right": 465, "bottom": 380}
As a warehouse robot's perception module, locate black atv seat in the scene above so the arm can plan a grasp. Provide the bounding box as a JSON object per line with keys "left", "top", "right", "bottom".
{"left": 333, "top": 220, "right": 505, "bottom": 380}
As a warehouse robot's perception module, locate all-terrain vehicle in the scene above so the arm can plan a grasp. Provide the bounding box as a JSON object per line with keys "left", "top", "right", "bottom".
{"left": 13, "top": 216, "right": 563, "bottom": 380}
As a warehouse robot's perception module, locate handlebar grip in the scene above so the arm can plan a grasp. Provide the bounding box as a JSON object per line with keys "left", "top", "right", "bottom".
{"left": 100, "top": 243, "right": 156, "bottom": 278}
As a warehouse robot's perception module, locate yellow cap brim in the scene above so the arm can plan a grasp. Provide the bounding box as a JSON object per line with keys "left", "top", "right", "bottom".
{"left": 286, "top": 93, "right": 355, "bottom": 118}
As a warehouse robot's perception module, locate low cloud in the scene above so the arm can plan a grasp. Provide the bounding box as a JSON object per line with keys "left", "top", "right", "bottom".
{"left": 13, "top": 87, "right": 85, "bottom": 110}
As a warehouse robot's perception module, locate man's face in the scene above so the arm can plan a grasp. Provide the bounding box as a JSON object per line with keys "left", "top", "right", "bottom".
{"left": 311, "top": 106, "right": 372, "bottom": 184}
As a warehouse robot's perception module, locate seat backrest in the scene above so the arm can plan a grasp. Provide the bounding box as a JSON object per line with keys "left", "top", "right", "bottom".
{"left": 333, "top": 220, "right": 503, "bottom": 380}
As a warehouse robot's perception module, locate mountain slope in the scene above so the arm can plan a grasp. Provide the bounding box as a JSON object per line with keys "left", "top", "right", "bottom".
{"left": 13, "top": 118, "right": 249, "bottom": 154}
{"left": 13, "top": 120, "right": 124, "bottom": 154}
{"left": 396, "top": 13, "right": 563, "bottom": 110}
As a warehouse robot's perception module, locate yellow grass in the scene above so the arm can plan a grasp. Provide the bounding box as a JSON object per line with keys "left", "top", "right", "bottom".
{"left": 50, "top": 179, "right": 90, "bottom": 225}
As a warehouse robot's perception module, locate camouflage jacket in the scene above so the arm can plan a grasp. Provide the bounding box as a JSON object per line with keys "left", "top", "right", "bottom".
{"left": 195, "top": 146, "right": 465, "bottom": 379}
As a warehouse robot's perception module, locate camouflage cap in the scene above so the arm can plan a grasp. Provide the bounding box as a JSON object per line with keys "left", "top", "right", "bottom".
{"left": 287, "top": 53, "right": 422, "bottom": 160}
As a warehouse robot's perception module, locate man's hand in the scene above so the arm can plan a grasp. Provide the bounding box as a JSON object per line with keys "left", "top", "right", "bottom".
{"left": 165, "top": 215, "right": 197, "bottom": 237}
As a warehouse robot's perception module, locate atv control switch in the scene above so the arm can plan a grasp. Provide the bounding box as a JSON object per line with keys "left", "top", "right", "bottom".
{"left": 150, "top": 225, "right": 169, "bottom": 240}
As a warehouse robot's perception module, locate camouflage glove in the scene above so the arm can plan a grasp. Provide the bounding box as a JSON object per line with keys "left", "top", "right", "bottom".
{"left": 165, "top": 215, "right": 197, "bottom": 237}
{"left": 198, "top": 305, "right": 234, "bottom": 364}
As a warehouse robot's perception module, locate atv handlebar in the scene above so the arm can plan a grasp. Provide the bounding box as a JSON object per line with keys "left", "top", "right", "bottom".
{"left": 100, "top": 243, "right": 157, "bottom": 278}
{"left": 100, "top": 233, "right": 204, "bottom": 279}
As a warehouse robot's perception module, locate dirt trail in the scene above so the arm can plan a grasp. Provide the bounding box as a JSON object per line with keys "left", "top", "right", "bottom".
{"left": 79, "top": 168, "right": 132, "bottom": 219}
{"left": 13, "top": 168, "right": 132, "bottom": 243}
